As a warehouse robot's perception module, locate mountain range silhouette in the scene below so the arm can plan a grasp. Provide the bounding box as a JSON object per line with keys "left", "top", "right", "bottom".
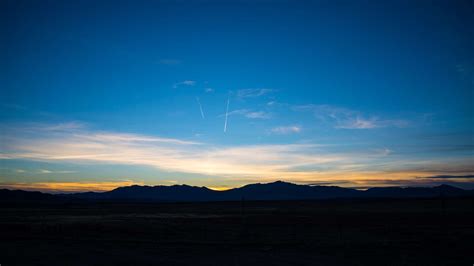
{"left": 1, "top": 181, "right": 473, "bottom": 202}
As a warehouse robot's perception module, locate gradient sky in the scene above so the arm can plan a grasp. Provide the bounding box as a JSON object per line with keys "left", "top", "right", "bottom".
{"left": 1, "top": 0, "right": 473, "bottom": 192}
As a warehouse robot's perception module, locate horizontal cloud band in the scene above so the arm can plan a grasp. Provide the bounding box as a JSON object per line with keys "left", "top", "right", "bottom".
{"left": 1, "top": 123, "right": 473, "bottom": 186}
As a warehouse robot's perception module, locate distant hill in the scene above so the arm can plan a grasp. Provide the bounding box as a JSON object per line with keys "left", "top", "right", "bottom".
{"left": 224, "top": 181, "right": 362, "bottom": 200}
{"left": 75, "top": 184, "right": 219, "bottom": 201}
{"left": 0, "top": 189, "right": 56, "bottom": 202}
{"left": 1, "top": 181, "right": 473, "bottom": 202}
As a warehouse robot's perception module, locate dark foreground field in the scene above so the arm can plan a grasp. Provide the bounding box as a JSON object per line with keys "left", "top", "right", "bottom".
{"left": 1, "top": 198, "right": 473, "bottom": 266}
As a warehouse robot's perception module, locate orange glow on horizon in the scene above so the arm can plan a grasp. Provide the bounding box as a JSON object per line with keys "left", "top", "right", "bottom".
{"left": 1, "top": 169, "right": 473, "bottom": 193}
{"left": 0, "top": 181, "right": 144, "bottom": 193}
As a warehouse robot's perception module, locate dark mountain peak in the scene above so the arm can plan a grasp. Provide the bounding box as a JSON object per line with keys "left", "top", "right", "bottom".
{"left": 171, "top": 184, "right": 215, "bottom": 192}
{"left": 111, "top": 184, "right": 149, "bottom": 192}
{"left": 270, "top": 180, "right": 299, "bottom": 187}
{"left": 112, "top": 184, "right": 211, "bottom": 192}
{"left": 172, "top": 184, "right": 190, "bottom": 187}
{"left": 240, "top": 180, "right": 297, "bottom": 189}
{"left": 272, "top": 180, "right": 294, "bottom": 185}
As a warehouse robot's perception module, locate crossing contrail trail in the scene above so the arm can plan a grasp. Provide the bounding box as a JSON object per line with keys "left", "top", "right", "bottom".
{"left": 224, "top": 93, "right": 230, "bottom": 133}
{"left": 196, "top": 97, "right": 205, "bottom": 119}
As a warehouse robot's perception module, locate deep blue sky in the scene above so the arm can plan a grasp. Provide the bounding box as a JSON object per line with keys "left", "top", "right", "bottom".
{"left": 1, "top": 0, "right": 473, "bottom": 191}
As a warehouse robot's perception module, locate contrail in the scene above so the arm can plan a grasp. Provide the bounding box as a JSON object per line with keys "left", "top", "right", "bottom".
{"left": 224, "top": 93, "right": 230, "bottom": 133}
{"left": 196, "top": 97, "right": 205, "bottom": 119}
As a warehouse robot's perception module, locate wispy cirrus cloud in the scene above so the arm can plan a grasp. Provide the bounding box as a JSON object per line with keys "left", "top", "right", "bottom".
{"left": 6, "top": 168, "right": 76, "bottom": 174}
{"left": 223, "top": 109, "right": 271, "bottom": 119}
{"left": 420, "top": 174, "right": 474, "bottom": 179}
{"left": 293, "top": 104, "right": 409, "bottom": 129}
{"left": 37, "top": 121, "right": 86, "bottom": 131}
{"left": 0, "top": 122, "right": 380, "bottom": 179}
{"left": 1, "top": 122, "right": 473, "bottom": 191}
{"left": 266, "top": 101, "right": 284, "bottom": 107}
{"left": 271, "top": 125, "right": 302, "bottom": 134}
{"left": 38, "top": 169, "right": 77, "bottom": 174}
{"left": 237, "top": 88, "right": 273, "bottom": 99}
{"left": 173, "top": 80, "right": 196, "bottom": 88}
{"left": 373, "top": 148, "right": 392, "bottom": 156}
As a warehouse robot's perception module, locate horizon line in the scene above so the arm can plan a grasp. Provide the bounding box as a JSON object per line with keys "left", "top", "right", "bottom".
{"left": 0, "top": 180, "right": 470, "bottom": 195}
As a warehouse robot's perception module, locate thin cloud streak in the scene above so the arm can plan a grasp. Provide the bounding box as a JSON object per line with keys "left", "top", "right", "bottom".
{"left": 293, "top": 104, "right": 409, "bottom": 129}
{"left": 271, "top": 126, "right": 302, "bottom": 134}
{"left": 420, "top": 174, "right": 474, "bottom": 179}
{"left": 237, "top": 88, "right": 273, "bottom": 99}
{"left": 38, "top": 169, "right": 76, "bottom": 174}
{"left": 173, "top": 80, "right": 196, "bottom": 88}
{"left": 224, "top": 109, "right": 271, "bottom": 119}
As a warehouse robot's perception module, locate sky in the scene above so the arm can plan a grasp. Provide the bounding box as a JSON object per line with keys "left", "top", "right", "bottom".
{"left": 1, "top": 0, "right": 473, "bottom": 192}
